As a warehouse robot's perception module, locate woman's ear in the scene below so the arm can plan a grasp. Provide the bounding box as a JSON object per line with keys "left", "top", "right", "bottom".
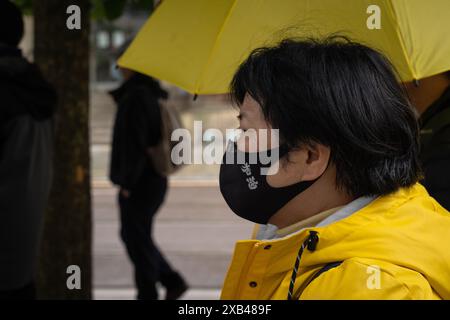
{"left": 266, "top": 143, "right": 330, "bottom": 188}
{"left": 301, "top": 143, "right": 331, "bottom": 180}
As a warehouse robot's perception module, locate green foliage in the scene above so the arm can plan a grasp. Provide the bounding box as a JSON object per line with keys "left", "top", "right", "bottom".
{"left": 11, "top": 0, "right": 32, "bottom": 14}
{"left": 92, "top": 0, "right": 127, "bottom": 20}
{"left": 12, "top": 0, "right": 154, "bottom": 20}
{"left": 93, "top": 0, "right": 154, "bottom": 20}
{"left": 129, "top": 0, "right": 154, "bottom": 11}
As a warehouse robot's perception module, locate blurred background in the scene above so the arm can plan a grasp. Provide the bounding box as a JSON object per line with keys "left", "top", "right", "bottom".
{"left": 6, "top": 0, "right": 450, "bottom": 299}
{"left": 14, "top": 0, "right": 253, "bottom": 299}
{"left": 13, "top": 0, "right": 449, "bottom": 301}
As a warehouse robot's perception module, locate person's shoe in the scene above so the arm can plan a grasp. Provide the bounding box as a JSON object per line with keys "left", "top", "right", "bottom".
{"left": 165, "top": 277, "right": 189, "bottom": 300}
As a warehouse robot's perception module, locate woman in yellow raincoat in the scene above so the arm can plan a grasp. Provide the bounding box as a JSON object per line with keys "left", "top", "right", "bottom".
{"left": 218, "top": 36, "right": 450, "bottom": 300}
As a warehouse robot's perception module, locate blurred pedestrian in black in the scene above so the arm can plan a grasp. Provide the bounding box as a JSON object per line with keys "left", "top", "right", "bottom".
{"left": 405, "top": 72, "right": 450, "bottom": 210}
{"left": 109, "top": 67, "right": 188, "bottom": 300}
{"left": 0, "top": 0, "right": 57, "bottom": 300}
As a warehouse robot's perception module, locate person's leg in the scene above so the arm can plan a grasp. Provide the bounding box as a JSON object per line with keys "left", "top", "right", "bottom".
{"left": 119, "top": 177, "right": 188, "bottom": 300}
{"left": 145, "top": 178, "right": 189, "bottom": 299}
{"left": 144, "top": 178, "right": 176, "bottom": 280}
{"left": 146, "top": 215, "right": 188, "bottom": 300}
{"left": 155, "top": 247, "right": 187, "bottom": 290}
{"left": 118, "top": 192, "right": 158, "bottom": 300}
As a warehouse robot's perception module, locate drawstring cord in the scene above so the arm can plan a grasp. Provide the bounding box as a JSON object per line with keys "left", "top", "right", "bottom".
{"left": 287, "top": 230, "right": 319, "bottom": 300}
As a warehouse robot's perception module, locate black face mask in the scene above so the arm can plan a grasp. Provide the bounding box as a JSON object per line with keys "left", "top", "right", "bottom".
{"left": 219, "top": 141, "right": 318, "bottom": 224}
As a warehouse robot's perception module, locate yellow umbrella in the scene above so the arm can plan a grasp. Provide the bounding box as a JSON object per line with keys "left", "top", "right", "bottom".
{"left": 118, "top": 0, "right": 450, "bottom": 95}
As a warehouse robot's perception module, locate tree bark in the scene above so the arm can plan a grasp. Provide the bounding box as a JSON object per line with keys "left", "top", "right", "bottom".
{"left": 33, "top": 0, "right": 92, "bottom": 299}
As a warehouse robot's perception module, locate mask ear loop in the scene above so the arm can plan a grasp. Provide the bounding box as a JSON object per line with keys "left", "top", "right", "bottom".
{"left": 259, "top": 143, "right": 290, "bottom": 177}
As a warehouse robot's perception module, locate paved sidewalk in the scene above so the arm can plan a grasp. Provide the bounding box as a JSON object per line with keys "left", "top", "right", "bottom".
{"left": 94, "top": 288, "right": 222, "bottom": 300}
{"left": 93, "top": 183, "right": 253, "bottom": 300}
{"left": 91, "top": 86, "right": 249, "bottom": 299}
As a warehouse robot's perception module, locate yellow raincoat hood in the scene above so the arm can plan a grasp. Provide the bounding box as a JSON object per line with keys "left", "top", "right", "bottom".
{"left": 221, "top": 183, "right": 450, "bottom": 299}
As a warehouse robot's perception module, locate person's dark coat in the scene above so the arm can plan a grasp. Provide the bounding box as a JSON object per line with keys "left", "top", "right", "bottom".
{"left": 109, "top": 73, "right": 168, "bottom": 191}
{"left": 0, "top": 44, "right": 56, "bottom": 291}
{"left": 420, "top": 86, "right": 450, "bottom": 210}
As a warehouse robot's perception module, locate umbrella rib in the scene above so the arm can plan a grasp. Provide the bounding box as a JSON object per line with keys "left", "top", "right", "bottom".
{"left": 194, "top": 0, "right": 239, "bottom": 95}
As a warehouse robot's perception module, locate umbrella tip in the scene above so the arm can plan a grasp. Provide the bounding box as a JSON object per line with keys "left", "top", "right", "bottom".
{"left": 413, "top": 79, "right": 420, "bottom": 87}
{"left": 193, "top": 94, "right": 198, "bottom": 101}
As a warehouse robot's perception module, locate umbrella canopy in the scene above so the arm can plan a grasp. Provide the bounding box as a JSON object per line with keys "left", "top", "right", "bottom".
{"left": 118, "top": 0, "right": 450, "bottom": 95}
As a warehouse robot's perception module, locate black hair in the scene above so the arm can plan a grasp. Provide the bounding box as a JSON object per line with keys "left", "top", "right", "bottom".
{"left": 230, "top": 36, "right": 422, "bottom": 197}
{"left": 0, "top": 1, "right": 24, "bottom": 47}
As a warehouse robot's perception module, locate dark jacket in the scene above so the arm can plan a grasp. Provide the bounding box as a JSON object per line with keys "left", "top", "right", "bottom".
{"left": 0, "top": 44, "right": 56, "bottom": 290}
{"left": 420, "top": 86, "right": 450, "bottom": 211}
{"left": 109, "top": 73, "right": 168, "bottom": 191}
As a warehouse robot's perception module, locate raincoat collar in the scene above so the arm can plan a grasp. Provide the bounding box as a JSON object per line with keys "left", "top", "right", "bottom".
{"left": 237, "top": 183, "right": 450, "bottom": 298}
{"left": 256, "top": 196, "right": 376, "bottom": 240}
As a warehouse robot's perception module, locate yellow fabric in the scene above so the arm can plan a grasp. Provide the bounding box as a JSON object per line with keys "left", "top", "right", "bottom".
{"left": 119, "top": 0, "right": 450, "bottom": 94}
{"left": 220, "top": 183, "right": 450, "bottom": 300}
{"left": 276, "top": 205, "right": 344, "bottom": 237}
{"left": 250, "top": 206, "right": 342, "bottom": 240}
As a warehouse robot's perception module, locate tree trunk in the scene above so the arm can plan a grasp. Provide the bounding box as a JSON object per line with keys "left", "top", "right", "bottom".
{"left": 33, "top": 0, "right": 92, "bottom": 299}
